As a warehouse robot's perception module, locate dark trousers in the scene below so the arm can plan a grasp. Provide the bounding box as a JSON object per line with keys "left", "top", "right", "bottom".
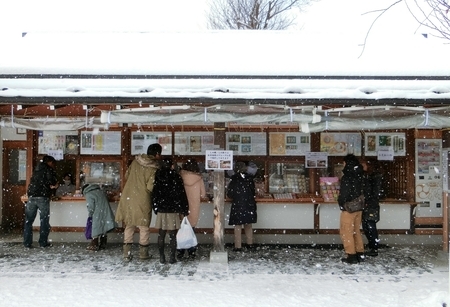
{"left": 23, "top": 197, "right": 51, "bottom": 247}
{"left": 362, "top": 219, "right": 379, "bottom": 250}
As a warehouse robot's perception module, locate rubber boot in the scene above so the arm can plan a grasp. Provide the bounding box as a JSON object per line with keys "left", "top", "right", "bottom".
{"left": 158, "top": 229, "right": 166, "bottom": 264}
{"left": 86, "top": 237, "right": 99, "bottom": 251}
{"left": 123, "top": 243, "right": 132, "bottom": 261}
{"left": 169, "top": 231, "right": 177, "bottom": 264}
{"left": 188, "top": 246, "right": 197, "bottom": 260}
{"left": 356, "top": 252, "right": 365, "bottom": 262}
{"left": 341, "top": 254, "right": 358, "bottom": 264}
{"left": 139, "top": 244, "right": 151, "bottom": 260}
{"left": 177, "top": 249, "right": 185, "bottom": 260}
{"left": 99, "top": 235, "right": 107, "bottom": 250}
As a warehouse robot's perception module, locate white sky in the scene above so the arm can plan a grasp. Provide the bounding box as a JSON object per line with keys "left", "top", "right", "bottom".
{"left": 0, "top": 0, "right": 431, "bottom": 35}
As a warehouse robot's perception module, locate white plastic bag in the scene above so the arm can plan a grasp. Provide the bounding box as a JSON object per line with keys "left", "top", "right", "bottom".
{"left": 176, "top": 216, "right": 198, "bottom": 249}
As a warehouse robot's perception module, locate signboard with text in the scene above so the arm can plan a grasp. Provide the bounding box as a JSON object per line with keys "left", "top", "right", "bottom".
{"left": 205, "top": 150, "right": 233, "bottom": 170}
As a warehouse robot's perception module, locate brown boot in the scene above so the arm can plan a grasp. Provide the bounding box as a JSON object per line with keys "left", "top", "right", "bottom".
{"left": 139, "top": 244, "right": 151, "bottom": 260}
{"left": 86, "top": 237, "right": 99, "bottom": 251}
{"left": 123, "top": 243, "right": 133, "bottom": 261}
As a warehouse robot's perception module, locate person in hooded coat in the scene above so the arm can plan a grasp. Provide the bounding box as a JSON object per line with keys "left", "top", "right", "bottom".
{"left": 227, "top": 161, "right": 257, "bottom": 252}
{"left": 82, "top": 183, "right": 116, "bottom": 251}
{"left": 152, "top": 159, "right": 189, "bottom": 264}
{"left": 115, "top": 143, "right": 161, "bottom": 261}
{"left": 178, "top": 159, "right": 206, "bottom": 260}
{"left": 338, "top": 154, "right": 365, "bottom": 264}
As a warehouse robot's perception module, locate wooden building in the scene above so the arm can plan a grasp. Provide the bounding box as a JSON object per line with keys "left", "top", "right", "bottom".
{"left": 0, "top": 31, "right": 449, "bottom": 247}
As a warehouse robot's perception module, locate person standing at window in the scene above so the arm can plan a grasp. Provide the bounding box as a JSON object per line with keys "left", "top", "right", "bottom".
{"left": 178, "top": 159, "right": 206, "bottom": 260}
{"left": 115, "top": 143, "right": 161, "bottom": 261}
{"left": 338, "top": 154, "right": 365, "bottom": 264}
{"left": 227, "top": 161, "right": 257, "bottom": 252}
{"left": 152, "top": 159, "right": 189, "bottom": 264}
{"left": 361, "top": 160, "right": 382, "bottom": 257}
{"left": 82, "top": 183, "right": 117, "bottom": 251}
{"left": 24, "top": 155, "right": 59, "bottom": 248}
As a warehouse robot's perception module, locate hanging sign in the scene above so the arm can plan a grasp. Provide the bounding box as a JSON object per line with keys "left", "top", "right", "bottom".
{"left": 378, "top": 150, "right": 394, "bottom": 161}
{"left": 205, "top": 150, "right": 233, "bottom": 170}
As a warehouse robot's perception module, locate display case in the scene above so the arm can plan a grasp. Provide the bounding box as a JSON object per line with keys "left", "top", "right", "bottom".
{"left": 268, "top": 162, "right": 309, "bottom": 197}
{"left": 80, "top": 161, "right": 121, "bottom": 198}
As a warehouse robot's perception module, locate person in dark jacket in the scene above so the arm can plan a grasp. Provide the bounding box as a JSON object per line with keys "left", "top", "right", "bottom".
{"left": 227, "top": 161, "right": 257, "bottom": 252}
{"left": 338, "top": 154, "right": 365, "bottom": 264}
{"left": 361, "top": 160, "right": 382, "bottom": 257}
{"left": 24, "top": 155, "right": 59, "bottom": 248}
{"left": 82, "top": 184, "right": 117, "bottom": 251}
{"left": 152, "top": 159, "right": 189, "bottom": 264}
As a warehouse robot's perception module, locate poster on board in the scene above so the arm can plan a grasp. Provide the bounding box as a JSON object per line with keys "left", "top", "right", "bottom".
{"left": 226, "top": 132, "right": 266, "bottom": 155}
{"left": 175, "top": 132, "right": 216, "bottom": 155}
{"left": 131, "top": 132, "right": 172, "bottom": 155}
{"left": 80, "top": 131, "right": 122, "bottom": 155}
{"left": 269, "top": 132, "right": 311, "bottom": 156}
{"left": 320, "top": 133, "right": 362, "bottom": 156}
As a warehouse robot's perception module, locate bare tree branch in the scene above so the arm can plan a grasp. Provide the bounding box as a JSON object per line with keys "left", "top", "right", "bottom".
{"left": 360, "top": 0, "right": 450, "bottom": 58}
{"left": 207, "top": 0, "right": 310, "bottom": 30}
{"left": 406, "top": 0, "right": 450, "bottom": 39}
{"left": 358, "top": 0, "right": 403, "bottom": 59}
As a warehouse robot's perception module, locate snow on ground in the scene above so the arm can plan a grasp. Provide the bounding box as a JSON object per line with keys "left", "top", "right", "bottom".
{"left": 0, "top": 239, "right": 448, "bottom": 307}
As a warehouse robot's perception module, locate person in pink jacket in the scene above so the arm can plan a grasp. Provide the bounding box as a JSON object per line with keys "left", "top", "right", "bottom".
{"left": 179, "top": 159, "right": 206, "bottom": 260}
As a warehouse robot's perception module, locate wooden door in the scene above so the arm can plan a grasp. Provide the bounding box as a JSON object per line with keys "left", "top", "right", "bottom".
{"left": 2, "top": 141, "right": 27, "bottom": 232}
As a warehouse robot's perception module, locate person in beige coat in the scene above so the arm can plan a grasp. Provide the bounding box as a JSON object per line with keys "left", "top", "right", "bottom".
{"left": 115, "top": 143, "right": 161, "bottom": 261}
{"left": 178, "top": 159, "right": 206, "bottom": 260}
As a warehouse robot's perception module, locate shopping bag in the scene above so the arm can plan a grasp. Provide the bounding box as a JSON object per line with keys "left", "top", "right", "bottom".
{"left": 85, "top": 217, "right": 93, "bottom": 240}
{"left": 176, "top": 217, "right": 197, "bottom": 249}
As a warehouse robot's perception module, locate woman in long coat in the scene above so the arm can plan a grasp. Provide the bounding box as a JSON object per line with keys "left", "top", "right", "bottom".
{"left": 227, "top": 161, "right": 257, "bottom": 251}
{"left": 179, "top": 159, "right": 206, "bottom": 259}
{"left": 115, "top": 143, "right": 161, "bottom": 260}
{"left": 82, "top": 183, "right": 116, "bottom": 251}
{"left": 152, "top": 159, "right": 189, "bottom": 264}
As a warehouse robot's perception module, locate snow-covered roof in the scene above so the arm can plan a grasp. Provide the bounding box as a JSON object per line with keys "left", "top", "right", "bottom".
{"left": 0, "top": 31, "right": 449, "bottom": 130}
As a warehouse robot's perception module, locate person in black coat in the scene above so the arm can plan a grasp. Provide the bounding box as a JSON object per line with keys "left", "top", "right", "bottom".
{"left": 24, "top": 155, "right": 59, "bottom": 248}
{"left": 338, "top": 154, "right": 365, "bottom": 264}
{"left": 152, "top": 159, "right": 189, "bottom": 264}
{"left": 227, "top": 161, "right": 257, "bottom": 252}
{"left": 362, "top": 160, "right": 382, "bottom": 257}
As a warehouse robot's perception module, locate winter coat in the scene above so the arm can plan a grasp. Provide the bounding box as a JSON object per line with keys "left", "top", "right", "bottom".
{"left": 180, "top": 170, "right": 206, "bottom": 227}
{"left": 152, "top": 168, "right": 189, "bottom": 215}
{"left": 83, "top": 184, "right": 116, "bottom": 237}
{"left": 227, "top": 172, "right": 257, "bottom": 225}
{"left": 338, "top": 160, "right": 364, "bottom": 211}
{"left": 27, "top": 161, "right": 58, "bottom": 198}
{"left": 115, "top": 154, "right": 160, "bottom": 226}
{"left": 363, "top": 171, "right": 382, "bottom": 211}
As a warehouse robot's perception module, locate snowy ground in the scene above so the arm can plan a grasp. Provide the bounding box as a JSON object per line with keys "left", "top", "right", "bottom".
{"left": 0, "top": 236, "right": 448, "bottom": 307}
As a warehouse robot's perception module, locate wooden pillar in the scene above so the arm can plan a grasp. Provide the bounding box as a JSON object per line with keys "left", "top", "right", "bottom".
{"left": 210, "top": 123, "right": 227, "bottom": 261}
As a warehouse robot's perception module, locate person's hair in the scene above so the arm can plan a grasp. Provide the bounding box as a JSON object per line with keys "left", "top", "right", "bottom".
{"left": 234, "top": 161, "right": 247, "bottom": 173}
{"left": 161, "top": 158, "right": 173, "bottom": 169}
{"left": 343, "top": 154, "right": 359, "bottom": 167}
{"left": 63, "top": 173, "right": 72, "bottom": 182}
{"left": 182, "top": 159, "right": 200, "bottom": 173}
{"left": 42, "top": 155, "right": 56, "bottom": 163}
{"left": 147, "top": 143, "right": 162, "bottom": 156}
